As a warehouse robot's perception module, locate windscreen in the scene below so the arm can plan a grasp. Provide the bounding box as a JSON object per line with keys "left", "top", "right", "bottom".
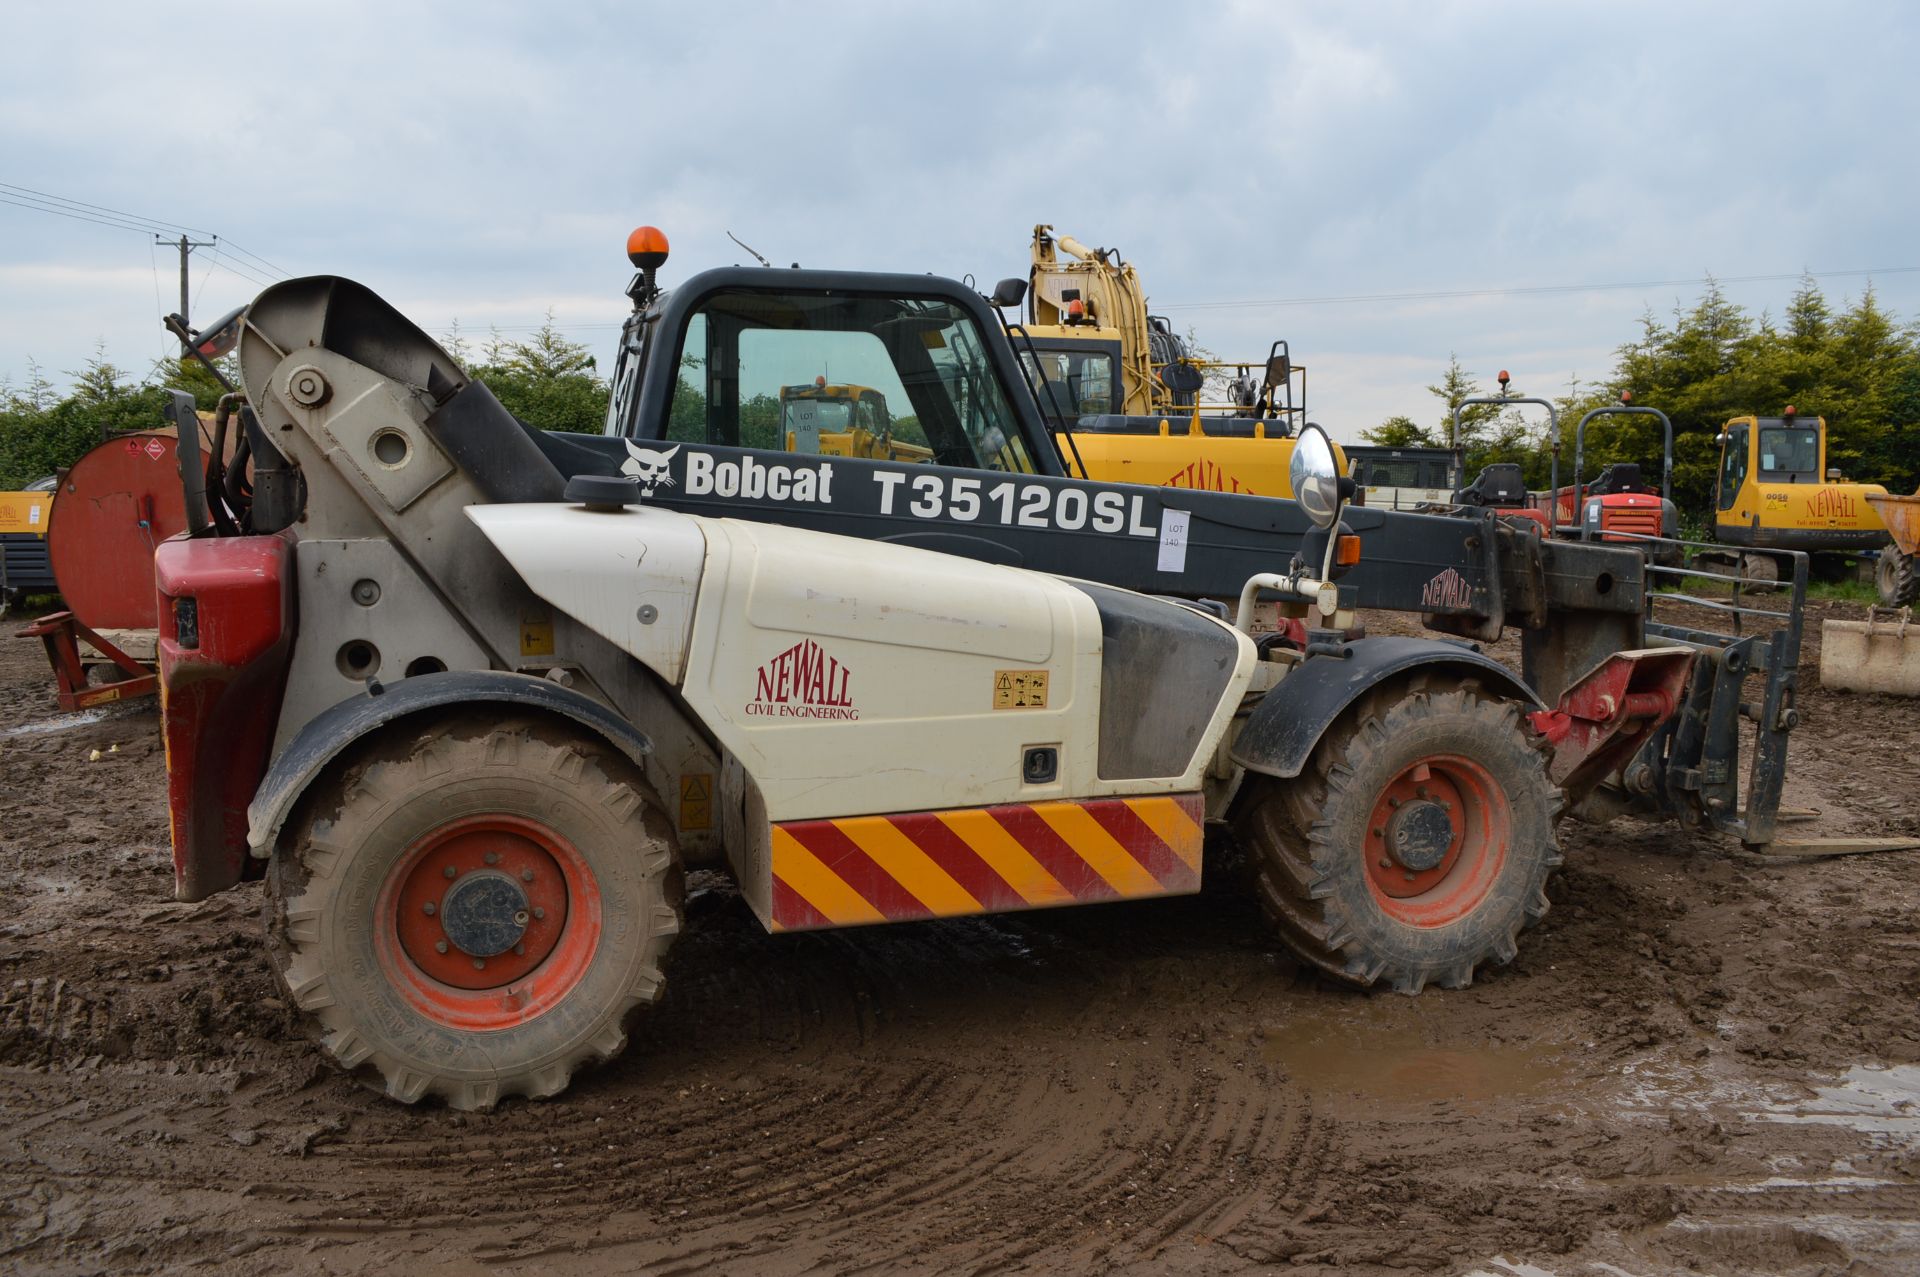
{"left": 667, "top": 289, "right": 1037, "bottom": 472}
{"left": 1759, "top": 426, "right": 1819, "bottom": 478}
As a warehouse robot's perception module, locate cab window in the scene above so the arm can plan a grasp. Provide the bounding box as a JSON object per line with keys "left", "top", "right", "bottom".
{"left": 1019, "top": 347, "right": 1116, "bottom": 421}
{"left": 1758, "top": 426, "right": 1819, "bottom": 480}
{"left": 666, "top": 290, "right": 1036, "bottom": 472}
{"left": 1718, "top": 424, "right": 1748, "bottom": 510}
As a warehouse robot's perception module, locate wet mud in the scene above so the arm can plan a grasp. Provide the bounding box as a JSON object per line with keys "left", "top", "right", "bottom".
{"left": 2, "top": 597, "right": 1918, "bottom": 1275}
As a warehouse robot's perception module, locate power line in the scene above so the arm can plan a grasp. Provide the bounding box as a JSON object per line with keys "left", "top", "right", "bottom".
{"left": 1158, "top": 266, "right": 1920, "bottom": 313}
{"left": 203, "top": 253, "right": 277, "bottom": 291}
{"left": 217, "top": 238, "right": 291, "bottom": 280}
{"left": 0, "top": 180, "right": 215, "bottom": 238}
{"left": 2, "top": 182, "right": 292, "bottom": 282}
{"left": 0, "top": 194, "right": 164, "bottom": 237}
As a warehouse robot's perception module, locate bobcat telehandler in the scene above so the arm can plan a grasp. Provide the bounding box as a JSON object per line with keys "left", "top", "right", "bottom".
{"left": 154, "top": 231, "right": 1820, "bottom": 1109}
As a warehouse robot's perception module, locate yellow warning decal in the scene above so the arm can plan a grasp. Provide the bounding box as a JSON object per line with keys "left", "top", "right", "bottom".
{"left": 0, "top": 493, "right": 52, "bottom": 535}
{"left": 993, "top": 669, "right": 1049, "bottom": 710}
{"left": 519, "top": 614, "right": 555, "bottom": 657}
{"left": 679, "top": 773, "right": 714, "bottom": 831}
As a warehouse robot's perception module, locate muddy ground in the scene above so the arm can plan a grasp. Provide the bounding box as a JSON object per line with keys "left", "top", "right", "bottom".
{"left": 2, "top": 597, "right": 1919, "bottom": 1276}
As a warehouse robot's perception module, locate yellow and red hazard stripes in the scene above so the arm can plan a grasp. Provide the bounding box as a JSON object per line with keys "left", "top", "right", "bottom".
{"left": 768, "top": 794, "right": 1204, "bottom": 931}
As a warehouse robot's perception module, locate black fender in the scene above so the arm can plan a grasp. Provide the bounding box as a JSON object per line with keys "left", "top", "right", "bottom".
{"left": 1231, "top": 636, "right": 1542, "bottom": 780}
{"left": 245, "top": 670, "right": 654, "bottom": 859}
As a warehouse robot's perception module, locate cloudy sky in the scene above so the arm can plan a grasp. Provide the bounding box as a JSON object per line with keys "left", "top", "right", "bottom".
{"left": 3, "top": 1, "right": 1916, "bottom": 441}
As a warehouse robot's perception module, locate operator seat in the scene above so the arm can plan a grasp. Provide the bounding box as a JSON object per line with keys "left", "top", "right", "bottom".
{"left": 1587, "top": 462, "right": 1645, "bottom": 497}
{"left": 1456, "top": 463, "right": 1528, "bottom": 508}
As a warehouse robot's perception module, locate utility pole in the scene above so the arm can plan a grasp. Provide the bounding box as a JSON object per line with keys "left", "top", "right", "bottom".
{"left": 159, "top": 233, "right": 216, "bottom": 354}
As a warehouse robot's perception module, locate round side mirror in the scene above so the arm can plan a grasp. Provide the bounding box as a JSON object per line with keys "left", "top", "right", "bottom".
{"left": 1290, "top": 423, "right": 1343, "bottom": 529}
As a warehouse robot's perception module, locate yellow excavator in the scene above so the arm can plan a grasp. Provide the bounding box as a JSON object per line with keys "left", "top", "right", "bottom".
{"left": 1705, "top": 409, "right": 1894, "bottom": 590}
{"left": 776, "top": 378, "right": 933, "bottom": 464}
{"left": 1011, "top": 225, "right": 1321, "bottom": 496}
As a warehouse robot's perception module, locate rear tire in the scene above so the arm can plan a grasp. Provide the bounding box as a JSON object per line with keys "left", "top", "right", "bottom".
{"left": 266, "top": 713, "right": 682, "bottom": 1109}
{"left": 1740, "top": 552, "right": 1782, "bottom": 589}
{"left": 1878, "top": 550, "right": 1918, "bottom": 608}
{"left": 1234, "top": 677, "right": 1562, "bottom": 993}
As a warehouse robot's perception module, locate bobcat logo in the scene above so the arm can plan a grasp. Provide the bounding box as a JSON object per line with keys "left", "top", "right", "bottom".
{"left": 621, "top": 441, "right": 681, "bottom": 497}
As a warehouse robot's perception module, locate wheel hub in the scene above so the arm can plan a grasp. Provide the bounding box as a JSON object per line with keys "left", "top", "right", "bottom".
{"left": 1385, "top": 800, "right": 1453, "bottom": 871}
{"left": 1364, "top": 760, "right": 1470, "bottom": 901}
{"left": 392, "top": 823, "right": 572, "bottom": 990}
{"left": 440, "top": 871, "right": 531, "bottom": 957}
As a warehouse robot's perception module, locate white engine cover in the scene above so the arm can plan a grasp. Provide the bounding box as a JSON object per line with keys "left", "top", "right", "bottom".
{"left": 470, "top": 503, "right": 1246, "bottom": 821}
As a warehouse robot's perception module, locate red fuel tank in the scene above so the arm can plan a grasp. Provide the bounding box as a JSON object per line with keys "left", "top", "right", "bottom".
{"left": 48, "top": 431, "right": 190, "bottom": 629}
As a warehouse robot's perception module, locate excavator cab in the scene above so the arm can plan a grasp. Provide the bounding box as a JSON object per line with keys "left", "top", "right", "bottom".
{"left": 1711, "top": 411, "right": 1890, "bottom": 555}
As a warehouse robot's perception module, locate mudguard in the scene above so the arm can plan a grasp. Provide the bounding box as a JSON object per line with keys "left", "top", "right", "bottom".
{"left": 245, "top": 670, "right": 653, "bottom": 858}
{"left": 1231, "top": 636, "right": 1541, "bottom": 780}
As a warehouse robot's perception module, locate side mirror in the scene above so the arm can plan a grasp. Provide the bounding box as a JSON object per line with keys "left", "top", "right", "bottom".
{"left": 991, "top": 278, "right": 1027, "bottom": 308}
{"left": 1290, "top": 423, "right": 1344, "bottom": 530}
{"left": 189, "top": 304, "right": 247, "bottom": 359}
{"left": 1715, "top": 432, "right": 1728, "bottom": 446}
{"left": 1158, "top": 362, "right": 1205, "bottom": 395}
{"left": 1826, "top": 468, "right": 1842, "bottom": 481}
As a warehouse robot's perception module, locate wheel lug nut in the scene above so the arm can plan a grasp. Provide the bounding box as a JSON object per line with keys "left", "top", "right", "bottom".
{"left": 514, "top": 943, "right": 525, "bottom": 956}
{"left": 443, "top": 866, "right": 457, "bottom": 879}
{"left": 1371, "top": 827, "right": 1384, "bottom": 838}
{"left": 513, "top": 910, "right": 530, "bottom": 926}
{"left": 422, "top": 901, "right": 436, "bottom": 916}
{"left": 1387, "top": 797, "right": 1401, "bottom": 808}
{"left": 1416, "top": 786, "right": 1429, "bottom": 799}
{"left": 521, "top": 869, "right": 535, "bottom": 883}
{"left": 533, "top": 907, "right": 546, "bottom": 920}
{"left": 435, "top": 940, "right": 448, "bottom": 954}
{"left": 484, "top": 851, "right": 500, "bottom": 865}
{"left": 472, "top": 958, "right": 486, "bottom": 970}
{"left": 1377, "top": 858, "right": 1391, "bottom": 869}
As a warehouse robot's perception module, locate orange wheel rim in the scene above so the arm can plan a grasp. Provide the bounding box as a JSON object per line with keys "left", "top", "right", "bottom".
{"left": 1362, "top": 755, "right": 1510, "bottom": 927}
{"left": 372, "top": 814, "right": 602, "bottom": 1030}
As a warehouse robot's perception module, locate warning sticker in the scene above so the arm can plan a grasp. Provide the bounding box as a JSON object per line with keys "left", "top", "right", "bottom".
{"left": 519, "top": 614, "right": 555, "bottom": 657}
{"left": 679, "top": 773, "right": 714, "bottom": 831}
{"left": 993, "top": 669, "right": 1050, "bottom": 710}
{"left": 144, "top": 437, "right": 166, "bottom": 461}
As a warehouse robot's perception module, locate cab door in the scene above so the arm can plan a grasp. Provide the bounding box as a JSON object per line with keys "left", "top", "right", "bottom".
{"left": 1715, "top": 420, "right": 1753, "bottom": 540}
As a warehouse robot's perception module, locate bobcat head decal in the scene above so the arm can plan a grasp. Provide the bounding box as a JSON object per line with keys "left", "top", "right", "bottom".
{"left": 621, "top": 440, "right": 681, "bottom": 496}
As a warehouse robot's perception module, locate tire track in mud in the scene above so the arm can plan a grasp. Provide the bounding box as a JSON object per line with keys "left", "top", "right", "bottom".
{"left": 254, "top": 889, "right": 1335, "bottom": 1273}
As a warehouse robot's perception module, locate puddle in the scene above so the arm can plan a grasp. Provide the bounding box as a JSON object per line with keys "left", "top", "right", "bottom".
{"left": 1259, "top": 997, "right": 1582, "bottom": 1110}
{"left": 1464, "top": 1260, "right": 1643, "bottom": 1277}
{"left": 0, "top": 708, "right": 113, "bottom": 737}
{"left": 1757, "top": 1063, "right": 1920, "bottom": 1146}
{"left": 1464, "top": 1260, "right": 1561, "bottom": 1277}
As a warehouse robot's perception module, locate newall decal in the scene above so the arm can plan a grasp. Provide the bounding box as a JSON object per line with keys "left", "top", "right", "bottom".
{"left": 1421, "top": 567, "right": 1474, "bottom": 610}
{"left": 747, "top": 640, "right": 858, "bottom": 720}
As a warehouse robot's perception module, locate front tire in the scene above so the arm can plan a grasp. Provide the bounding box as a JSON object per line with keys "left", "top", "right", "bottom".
{"left": 1235, "top": 677, "right": 1562, "bottom": 993}
{"left": 266, "top": 713, "right": 682, "bottom": 1109}
{"left": 1878, "top": 550, "right": 1918, "bottom": 608}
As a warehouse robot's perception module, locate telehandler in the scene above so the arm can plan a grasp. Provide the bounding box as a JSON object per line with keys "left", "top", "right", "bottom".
{"left": 152, "top": 230, "right": 1833, "bottom": 1109}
